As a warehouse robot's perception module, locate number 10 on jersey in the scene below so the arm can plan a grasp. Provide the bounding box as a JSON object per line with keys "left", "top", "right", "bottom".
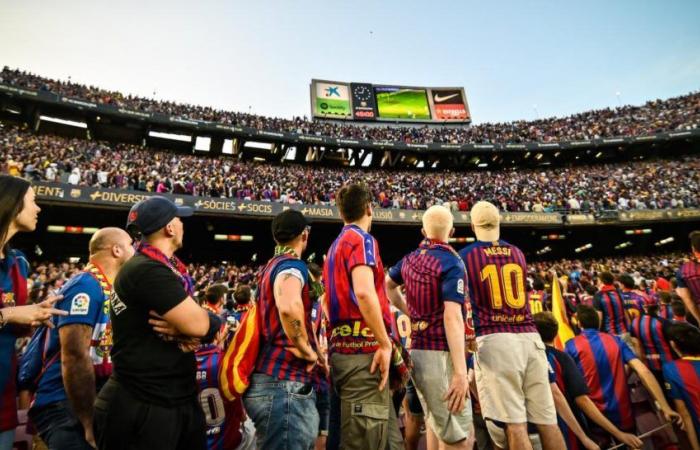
{"left": 480, "top": 263, "right": 526, "bottom": 309}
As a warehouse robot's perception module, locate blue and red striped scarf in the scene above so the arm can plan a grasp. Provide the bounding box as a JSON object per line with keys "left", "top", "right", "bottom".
{"left": 137, "top": 242, "right": 194, "bottom": 296}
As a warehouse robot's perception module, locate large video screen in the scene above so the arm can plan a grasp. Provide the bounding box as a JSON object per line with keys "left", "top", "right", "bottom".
{"left": 374, "top": 86, "right": 431, "bottom": 120}
{"left": 310, "top": 79, "right": 470, "bottom": 123}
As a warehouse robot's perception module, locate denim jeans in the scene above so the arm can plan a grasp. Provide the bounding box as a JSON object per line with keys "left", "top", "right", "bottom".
{"left": 0, "top": 430, "right": 14, "bottom": 450}
{"left": 29, "top": 401, "right": 93, "bottom": 450}
{"left": 243, "top": 373, "right": 319, "bottom": 450}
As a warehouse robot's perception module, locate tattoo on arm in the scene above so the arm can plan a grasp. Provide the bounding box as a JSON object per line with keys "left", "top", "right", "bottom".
{"left": 59, "top": 324, "right": 96, "bottom": 430}
{"left": 288, "top": 318, "right": 303, "bottom": 338}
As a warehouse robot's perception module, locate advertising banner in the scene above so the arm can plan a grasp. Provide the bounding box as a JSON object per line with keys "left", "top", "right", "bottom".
{"left": 428, "top": 88, "right": 470, "bottom": 121}
{"left": 312, "top": 81, "right": 352, "bottom": 119}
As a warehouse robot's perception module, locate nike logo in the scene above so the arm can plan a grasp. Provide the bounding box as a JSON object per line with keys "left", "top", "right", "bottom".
{"left": 434, "top": 93, "right": 459, "bottom": 103}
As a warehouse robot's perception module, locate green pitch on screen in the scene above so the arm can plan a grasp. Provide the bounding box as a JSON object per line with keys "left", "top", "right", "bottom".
{"left": 315, "top": 97, "right": 351, "bottom": 116}
{"left": 376, "top": 90, "right": 431, "bottom": 120}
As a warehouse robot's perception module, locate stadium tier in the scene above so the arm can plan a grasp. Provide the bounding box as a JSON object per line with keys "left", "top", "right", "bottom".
{"left": 3, "top": 66, "right": 700, "bottom": 450}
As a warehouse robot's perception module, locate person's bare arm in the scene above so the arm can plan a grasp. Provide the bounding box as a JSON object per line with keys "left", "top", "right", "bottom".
{"left": 574, "top": 395, "right": 643, "bottom": 448}
{"left": 675, "top": 399, "right": 700, "bottom": 450}
{"left": 157, "top": 297, "right": 211, "bottom": 337}
{"left": 443, "top": 301, "right": 468, "bottom": 413}
{"left": 385, "top": 276, "right": 409, "bottom": 316}
{"left": 60, "top": 324, "right": 97, "bottom": 447}
{"left": 352, "top": 265, "right": 392, "bottom": 391}
{"left": 274, "top": 274, "right": 316, "bottom": 361}
{"left": 629, "top": 359, "right": 682, "bottom": 426}
{"left": 551, "top": 384, "right": 599, "bottom": 450}
{"left": 677, "top": 287, "right": 700, "bottom": 324}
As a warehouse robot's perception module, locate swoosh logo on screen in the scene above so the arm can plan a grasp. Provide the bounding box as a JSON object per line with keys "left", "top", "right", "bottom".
{"left": 434, "top": 93, "right": 459, "bottom": 103}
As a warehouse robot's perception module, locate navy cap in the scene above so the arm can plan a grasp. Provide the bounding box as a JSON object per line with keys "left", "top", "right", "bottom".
{"left": 126, "top": 196, "right": 193, "bottom": 236}
{"left": 271, "top": 209, "right": 311, "bottom": 243}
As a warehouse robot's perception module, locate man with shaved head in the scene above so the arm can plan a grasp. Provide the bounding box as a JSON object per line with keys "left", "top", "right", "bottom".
{"left": 28, "top": 227, "right": 134, "bottom": 449}
{"left": 386, "top": 205, "right": 475, "bottom": 449}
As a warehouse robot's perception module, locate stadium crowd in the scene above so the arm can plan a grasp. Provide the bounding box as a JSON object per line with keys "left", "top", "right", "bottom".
{"left": 2, "top": 123, "right": 700, "bottom": 212}
{"left": 2, "top": 173, "right": 700, "bottom": 450}
{"left": 2, "top": 67, "right": 699, "bottom": 145}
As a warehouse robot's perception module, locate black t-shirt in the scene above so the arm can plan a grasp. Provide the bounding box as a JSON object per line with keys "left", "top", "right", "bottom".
{"left": 110, "top": 254, "right": 195, "bottom": 406}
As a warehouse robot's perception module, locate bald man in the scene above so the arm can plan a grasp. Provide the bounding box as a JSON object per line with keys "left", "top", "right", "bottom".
{"left": 386, "top": 205, "right": 474, "bottom": 450}
{"left": 28, "top": 228, "right": 134, "bottom": 449}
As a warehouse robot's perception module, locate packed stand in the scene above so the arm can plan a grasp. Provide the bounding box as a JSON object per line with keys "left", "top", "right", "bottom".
{"left": 2, "top": 67, "right": 699, "bottom": 145}
{"left": 3, "top": 176, "right": 700, "bottom": 449}
{"left": 3, "top": 122, "right": 700, "bottom": 213}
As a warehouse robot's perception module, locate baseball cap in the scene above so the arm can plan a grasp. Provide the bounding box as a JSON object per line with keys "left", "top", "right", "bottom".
{"left": 126, "top": 196, "right": 193, "bottom": 236}
{"left": 470, "top": 201, "right": 500, "bottom": 229}
{"left": 271, "top": 209, "right": 311, "bottom": 243}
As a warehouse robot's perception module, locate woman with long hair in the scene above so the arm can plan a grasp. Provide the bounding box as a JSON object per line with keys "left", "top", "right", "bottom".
{"left": 0, "top": 175, "right": 66, "bottom": 448}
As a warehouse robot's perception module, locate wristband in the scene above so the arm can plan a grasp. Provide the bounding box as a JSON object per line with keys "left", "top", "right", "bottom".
{"left": 202, "top": 311, "right": 223, "bottom": 343}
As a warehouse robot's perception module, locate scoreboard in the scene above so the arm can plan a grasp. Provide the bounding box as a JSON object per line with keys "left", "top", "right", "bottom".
{"left": 310, "top": 79, "right": 471, "bottom": 124}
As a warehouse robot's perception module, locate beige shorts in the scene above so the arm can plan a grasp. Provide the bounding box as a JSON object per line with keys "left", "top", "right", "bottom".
{"left": 410, "top": 350, "right": 474, "bottom": 444}
{"left": 474, "top": 332, "right": 556, "bottom": 425}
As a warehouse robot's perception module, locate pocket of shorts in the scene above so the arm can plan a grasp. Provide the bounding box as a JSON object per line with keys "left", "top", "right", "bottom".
{"left": 344, "top": 402, "right": 390, "bottom": 450}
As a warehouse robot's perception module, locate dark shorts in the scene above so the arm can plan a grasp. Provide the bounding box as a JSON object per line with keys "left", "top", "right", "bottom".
{"left": 405, "top": 379, "right": 424, "bottom": 417}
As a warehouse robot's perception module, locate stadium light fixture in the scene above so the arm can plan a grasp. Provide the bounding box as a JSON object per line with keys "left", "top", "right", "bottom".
{"left": 654, "top": 237, "right": 675, "bottom": 247}
{"left": 540, "top": 234, "right": 565, "bottom": 240}
{"left": 214, "top": 234, "right": 254, "bottom": 242}
{"left": 624, "top": 228, "right": 652, "bottom": 235}
{"left": 39, "top": 115, "right": 88, "bottom": 129}
{"left": 595, "top": 152, "right": 603, "bottom": 158}
{"left": 614, "top": 241, "right": 633, "bottom": 250}
{"left": 448, "top": 237, "right": 475, "bottom": 244}
{"left": 574, "top": 243, "right": 593, "bottom": 253}
{"left": 477, "top": 163, "right": 488, "bottom": 168}
{"left": 47, "top": 225, "right": 98, "bottom": 234}
{"left": 536, "top": 246, "right": 551, "bottom": 255}
{"left": 148, "top": 130, "right": 191, "bottom": 142}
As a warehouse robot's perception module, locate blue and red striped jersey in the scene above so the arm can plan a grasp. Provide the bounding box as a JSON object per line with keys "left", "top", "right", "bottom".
{"left": 658, "top": 302, "right": 673, "bottom": 320}
{"left": 458, "top": 240, "right": 536, "bottom": 336}
{"left": 388, "top": 239, "right": 467, "bottom": 351}
{"left": 0, "top": 248, "right": 29, "bottom": 432}
{"left": 630, "top": 315, "right": 675, "bottom": 372}
{"left": 564, "top": 329, "right": 637, "bottom": 432}
{"left": 663, "top": 357, "right": 700, "bottom": 434}
{"left": 677, "top": 260, "right": 700, "bottom": 305}
{"left": 547, "top": 345, "right": 590, "bottom": 450}
{"left": 196, "top": 345, "right": 243, "bottom": 450}
{"left": 620, "top": 290, "right": 646, "bottom": 321}
{"left": 323, "top": 224, "right": 393, "bottom": 354}
{"left": 255, "top": 254, "right": 316, "bottom": 383}
{"left": 592, "top": 285, "right": 630, "bottom": 335}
